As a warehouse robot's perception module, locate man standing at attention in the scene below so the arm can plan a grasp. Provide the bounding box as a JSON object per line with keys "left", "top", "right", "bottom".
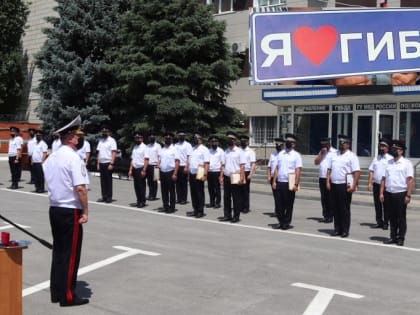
{"left": 206, "top": 135, "right": 224, "bottom": 209}
{"left": 145, "top": 132, "right": 161, "bottom": 201}
{"left": 31, "top": 130, "right": 48, "bottom": 193}
{"left": 367, "top": 139, "right": 393, "bottom": 230}
{"left": 128, "top": 132, "right": 149, "bottom": 208}
{"left": 219, "top": 131, "right": 246, "bottom": 223}
{"left": 158, "top": 132, "right": 180, "bottom": 213}
{"left": 267, "top": 137, "right": 284, "bottom": 215}
{"left": 326, "top": 135, "right": 360, "bottom": 238}
{"left": 380, "top": 140, "right": 414, "bottom": 247}
{"left": 272, "top": 134, "right": 302, "bottom": 230}
{"left": 96, "top": 125, "right": 117, "bottom": 203}
{"left": 43, "top": 116, "right": 89, "bottom": 307}
{"left": 8, "top": 126, "right": 23, "bottom": 189}
{"left": 239, "top": 135, "right": 256, "bottom": 214}
{"left": 314, "top": 137, "right": 337, "bottom": 223}
{"left": 186, "top": 134, "right": 210, "bottom": 218}
{"left": 174, "top": 131, "right": 192, "bottom": 205}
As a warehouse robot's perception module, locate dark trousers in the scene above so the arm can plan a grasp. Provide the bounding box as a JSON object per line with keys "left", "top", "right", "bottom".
{"left": 160, "top": 170, "right": 176, "bottom": 211}
{"left": 49, "top": 207, "right": 83, "bottom": 304}
{"left": 28, "top": 156, "right": 34, "bottom": 182}
{"left": 223, "top": 175, "right": 242, "bottom": 220}
{"left": 132, "top": 167, "right": 146, "bottom": 204}
{"left": 384, "top": 191, "right": 407, "bottom": 241}
{"left": 270, "top": 177, "right": 278, "bottom": 212}
{"left": 331, "top": 183, "right": 352, "bottom": 234}
{"left": 8, "top": 156, "right": 21, "bottom": 187}
{"left": 319, "top": 178, "right": 333, "bottom": 219}
{"left": 240, "top": 171, "right": 251, "bottom": 211}
{"left": 33, "top": 162, "right": 45, "bottom": 192}
{"left": 146, "top": 165, "right": 158, "bottom": 199}
{"left": 373, "top": 183, "right": 389, "bottom": 226}
{"left": 273, "top": 182, "right": 296, "bottom": 225}
{"left": 99, "top": 163, "right": 113, "bottom": 201}
{"left": 207, "top": 171, "right": 221, "bottom": 206}
{"left": 176, "top": 165, "right": 188, "bottom": 203}
{"left": 189, "top": 174, "right": 205, "bottom": 214}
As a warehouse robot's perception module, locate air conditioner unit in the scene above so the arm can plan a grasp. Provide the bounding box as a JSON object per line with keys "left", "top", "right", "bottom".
{"left": 231, "top": 42, "right": 246, "bottom": 54}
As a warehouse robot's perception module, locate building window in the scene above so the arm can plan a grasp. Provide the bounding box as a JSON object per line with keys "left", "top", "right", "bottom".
{"left": 207, "top": 0, "right": 248, "bottom": 13}
{"left": 254, "top": 0, "right": 286, "bottom": 7}
{"left": 401, "top": 0, "right": 420, "bottom": 7}
{"left": 335, "top": 0, "right": 376, "bottom": 7}
{"left": 250, "top": 116, "right": 277, "bottom": 144}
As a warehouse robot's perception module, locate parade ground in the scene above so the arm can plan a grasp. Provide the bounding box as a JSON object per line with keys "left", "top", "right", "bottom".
{"left": 1, "top": 158, "right": 420, "bottom": 315}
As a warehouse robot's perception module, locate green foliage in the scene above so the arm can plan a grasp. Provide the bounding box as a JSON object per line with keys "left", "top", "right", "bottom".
{"left": 0, "top": 0, "right": 29, "bottom": 115}
{"left": 35, "top": 0, "right": 129, "bottom": 136}
{"left": 107, "top": 0, "right": 243, "bottom": 149}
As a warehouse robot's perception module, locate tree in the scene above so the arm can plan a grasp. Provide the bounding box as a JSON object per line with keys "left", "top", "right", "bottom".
{"left": 108, "top": 0, "right": 243, "bottom": 148}
{"left": 35, "top": 0, "right": 129, "bottom": 136}
{"left": 0, "top": 0, "right": 29, "bottom": 117}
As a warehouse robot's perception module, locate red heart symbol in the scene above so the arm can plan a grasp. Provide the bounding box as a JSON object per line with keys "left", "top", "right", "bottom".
{"left": 293, "top": 25, "right": 337, "bottom": 65}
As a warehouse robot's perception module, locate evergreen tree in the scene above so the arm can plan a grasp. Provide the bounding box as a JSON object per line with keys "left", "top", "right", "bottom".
{"left": 0, "top": 0, "right": 29, "bottom": 117}
{"left": 35, "top": 0, "right": 129, "bottom": 135}
{"left": 108, "top": 0, "right": 243, "bottom": 146}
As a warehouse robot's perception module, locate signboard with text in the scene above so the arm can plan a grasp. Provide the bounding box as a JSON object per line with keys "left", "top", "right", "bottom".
{"left": 250, "top": 9, "right": 420, "bottom": 84}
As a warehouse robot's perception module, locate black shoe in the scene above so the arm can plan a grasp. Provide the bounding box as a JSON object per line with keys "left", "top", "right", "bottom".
{"left": 157, "top": 207, "right": 167, "bottom": 212}
{"left": 97, "top": 198, "right": 105, "bottom": 202}
{"left": 231, "top": 217, "right": 240, "bottom": 223}
{"left": 59, "top": 297, "right": 89, "bottom": 307}
{"left": 26, "top": 181, "right": 34, "bottom": 184}
{"left": 242, "top": 208, "right": 250, "bottom": 214}
{"left": 397, "top": 239, "right": 404, "bottom": 246}
{"left": 195, "top": 213, "right": 205, "bottom": 218}
{"left": 179, "top": 201, "right": 187, "bottom": 205}
{"left": 105, "top": 198, "right": 112, "bottom": 203}
{"left": 383, "top": 224, "right": 389, "bottom": 230}
{"left": 332, "top": 231, "right": 341, "bottom": 236}
{"left": 384, "top": 238, "right": 397, "bottom": 244}
{"left": 205, "top": 203, "right": 215, "bottom": 208}
{"left": 218, "top": 217, "right": 231, "bottom": 222}
{"left": 186, "top": 211, "right": 196, "bottom": 217}
{"left": 372, "top": 224, "right": 383, "bottom": 229}
{"left": 324, "top": 217, "right": 333, "bottom": 223}
{"left": 137, "top": 202, "right": 146, "bottom": 208}
{"left": 214, "top": 204, "right": 221, "bottom": 209}
{"left": 166, "top": 208, "right": 176, "bottom": 213}
{"left": 36, "top": 189, "right": 46, "bottom": 193}
{"left": 341, "top": 232, "right": 349, "bottom": 238}
{"left": 8, "top": 185, "right": 18, "bottom": 190}
{"left": 273, "top": 223, "right": 282, "bottom": 229}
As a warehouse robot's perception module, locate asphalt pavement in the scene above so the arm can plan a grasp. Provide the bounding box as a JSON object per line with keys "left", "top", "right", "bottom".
{"left": 1, "top": 158, "right": 420, "bottom": 315}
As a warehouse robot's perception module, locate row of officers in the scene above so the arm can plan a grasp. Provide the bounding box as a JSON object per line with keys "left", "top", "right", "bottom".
{"left": 7, "top": 126, "right": 414, "bottom": 246}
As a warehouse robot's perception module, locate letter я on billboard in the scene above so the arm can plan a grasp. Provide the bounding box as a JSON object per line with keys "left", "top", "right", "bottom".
{"left": 250, "top": 9, "right": 420, "bottom": 84}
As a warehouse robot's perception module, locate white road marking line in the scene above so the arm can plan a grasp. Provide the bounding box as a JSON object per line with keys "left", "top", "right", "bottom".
{"left": 22, "top": 246, "right": 160, "bottom": 297}
{"left": 3, "top": 188, "right": 420, "bottom": 252}
{"left": 0, "top": 223, "right": 30, "bottom": 231}
{"left": 292, "top": 283, "right": 363, "bottom": 315}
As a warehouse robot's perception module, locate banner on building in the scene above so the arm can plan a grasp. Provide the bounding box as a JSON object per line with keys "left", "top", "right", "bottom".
{"left": 250, "top": 9, "right": 420, "bottom": 84}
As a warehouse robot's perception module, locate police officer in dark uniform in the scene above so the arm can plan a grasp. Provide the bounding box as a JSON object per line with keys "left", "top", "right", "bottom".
{"left": 380, "top": 140, "right": 414, "bottom": 246}
{"left": 43, "top": 116, "right": 89, "bottom": 307}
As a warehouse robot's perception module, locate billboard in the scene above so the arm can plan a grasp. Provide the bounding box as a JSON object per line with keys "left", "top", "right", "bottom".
{"left": 250, "top": 9, "right": 420, "bottom": 84}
